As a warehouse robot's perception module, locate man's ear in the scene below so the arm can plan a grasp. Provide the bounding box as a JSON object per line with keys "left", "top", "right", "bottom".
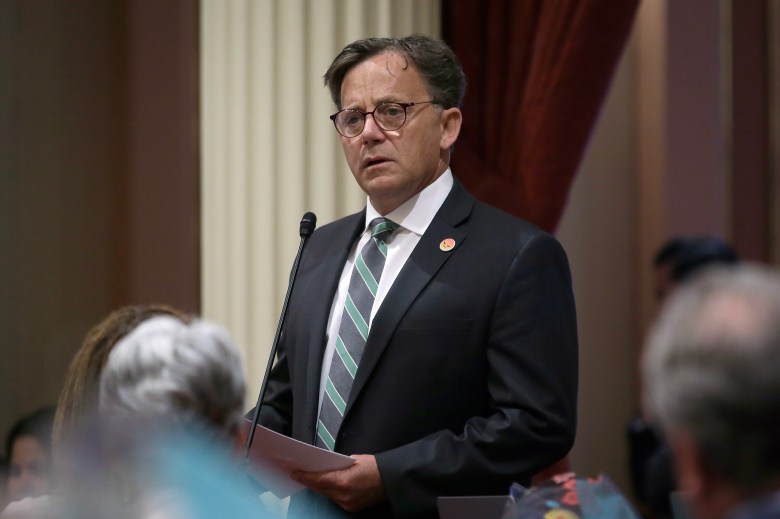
{"left": 670, "top": 430, "right": 704, "bottom": 496}
{"left": 669, "top": 428, "right": 744, "bottom": 518}
{"left": 439, "top": 107, "right": 462, "bottom": 151}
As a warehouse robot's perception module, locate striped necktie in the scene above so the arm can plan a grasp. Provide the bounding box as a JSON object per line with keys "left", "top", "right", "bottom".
{"left": 316, "top": 217, "right": 398, "bottom": 450}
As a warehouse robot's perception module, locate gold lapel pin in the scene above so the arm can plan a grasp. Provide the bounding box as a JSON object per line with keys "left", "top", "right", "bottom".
{"left": 439, "top": 238, "right": 456, "bottom": 252}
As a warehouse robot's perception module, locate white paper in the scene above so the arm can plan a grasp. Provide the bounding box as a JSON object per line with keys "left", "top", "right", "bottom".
{"left": 244, "top": 420, "right": 356, "bottom": 498}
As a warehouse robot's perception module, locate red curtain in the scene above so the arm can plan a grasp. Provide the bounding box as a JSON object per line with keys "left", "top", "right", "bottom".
{"left": 443, "top": 0, "right": 639, "bottom": 233}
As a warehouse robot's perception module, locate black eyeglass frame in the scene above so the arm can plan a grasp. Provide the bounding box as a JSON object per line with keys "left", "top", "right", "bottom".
{"left": 329, "top": 100, "right": 437, "bottom": 137}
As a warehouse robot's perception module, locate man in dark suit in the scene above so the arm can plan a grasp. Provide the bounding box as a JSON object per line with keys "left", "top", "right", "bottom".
{"left": 256, "top": 35, "right": 578, "bottom": 518}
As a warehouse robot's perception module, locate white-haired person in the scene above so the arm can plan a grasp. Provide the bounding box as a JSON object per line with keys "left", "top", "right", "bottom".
{"left": 642, "top": 264, "right": 780, "bottom": 519}
{"left": 100, "top": 315, "right": 246, "bottom": 440}
{"left": 96, "top": 315, "right": 275, "bottom": 519}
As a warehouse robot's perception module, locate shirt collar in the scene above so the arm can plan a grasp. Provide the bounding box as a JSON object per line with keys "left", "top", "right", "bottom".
{"left": 365, "top": 168, "right": 453, "bottom": 236}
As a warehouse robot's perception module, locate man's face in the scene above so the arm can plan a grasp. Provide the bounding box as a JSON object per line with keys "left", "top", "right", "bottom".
{"left": 337, "top": 51, "right": 461, "bottom": 214}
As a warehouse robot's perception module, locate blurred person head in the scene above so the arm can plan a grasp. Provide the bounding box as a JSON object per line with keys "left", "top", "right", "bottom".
{"left": 93, "top": 317, "right": 250, "bottom": 517}
{"left": 642, "top": 264, "right": 780, "bottom": 519}
{"left": 99, "top": 316, "right": 246, "bottom": 441}
{"left": 652, "top": 235, "right": 738, "bottom": 301}
{"left": 52, "top": 305, "right": 189, "bottom": 466}
{"left": 4, "top": 406, "right": 55, "bottom": 503}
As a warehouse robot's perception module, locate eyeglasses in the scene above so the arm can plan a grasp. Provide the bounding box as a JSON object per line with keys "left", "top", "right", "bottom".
{"left": 329, "top": 101, "right": 436, "bottom": 138}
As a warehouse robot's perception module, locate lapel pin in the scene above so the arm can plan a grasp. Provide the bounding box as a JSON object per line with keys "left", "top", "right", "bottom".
{"left": 439, "top": 238, "right": 456, "bottom": 252}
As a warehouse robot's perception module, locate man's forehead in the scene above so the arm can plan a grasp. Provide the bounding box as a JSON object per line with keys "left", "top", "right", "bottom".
{"left": 341, "top": 52, "right": 426, "bottom": 106}
{"left": 372, "top": 50, "right": 412, "bottom": 73}
{"left": 341, "top": 51, "right": 422, "bottom": 95}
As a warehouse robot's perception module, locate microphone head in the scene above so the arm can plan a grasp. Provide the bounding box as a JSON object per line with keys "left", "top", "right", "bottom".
{"left": 299, "top": 212, "right": 317, "bottom": 237}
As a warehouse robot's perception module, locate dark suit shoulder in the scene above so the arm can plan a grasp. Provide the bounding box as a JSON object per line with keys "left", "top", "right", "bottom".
{"left": 470, "top": 198, "right": 544, "bottom": 234}
{"left": 465, "top": 199, "right": 565, "bottom": 260}
{"left": 446, "top": 178, "right": 553, "bottom": 244}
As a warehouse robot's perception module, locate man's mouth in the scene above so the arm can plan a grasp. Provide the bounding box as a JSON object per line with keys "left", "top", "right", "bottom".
{"left": 364, "top": 157, "right": 390, "bottom": 168}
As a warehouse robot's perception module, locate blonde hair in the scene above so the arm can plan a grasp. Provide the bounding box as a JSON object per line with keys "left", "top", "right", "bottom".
{"left": 52, "top": 305, "right": 189, "bottom": 462}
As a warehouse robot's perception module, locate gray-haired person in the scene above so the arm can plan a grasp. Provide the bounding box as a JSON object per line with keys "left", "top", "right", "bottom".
{"left": 98, "top": 316, "right": 270, "bottom": 519}
{"left": 642, "top": 264, "right": 780, "bottom": 519}
{"left": 100, "top": 316, "right": 246, "bottom": 438}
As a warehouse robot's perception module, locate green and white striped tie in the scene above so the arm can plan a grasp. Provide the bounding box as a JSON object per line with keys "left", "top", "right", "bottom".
{"left": 316, "top": 217, "right": 398, "bottom": 450}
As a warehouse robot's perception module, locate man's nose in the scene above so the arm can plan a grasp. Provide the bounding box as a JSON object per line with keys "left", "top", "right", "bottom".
{"left": 361, "top": 114, "right": 385, "bottom": 141}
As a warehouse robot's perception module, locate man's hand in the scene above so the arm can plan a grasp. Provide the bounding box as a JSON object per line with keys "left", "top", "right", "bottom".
{"left": 291, "top": 454, "right": 386, "bottom": 512}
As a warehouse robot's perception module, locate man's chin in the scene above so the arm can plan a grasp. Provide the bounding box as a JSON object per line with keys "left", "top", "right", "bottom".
{"left": 359, "top": 172, "right": 399, "bottom": 195}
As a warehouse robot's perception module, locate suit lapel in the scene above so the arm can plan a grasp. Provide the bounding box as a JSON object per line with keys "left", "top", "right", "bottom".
{"left": 345, "top": 180, "right": 475, "bottom": 416}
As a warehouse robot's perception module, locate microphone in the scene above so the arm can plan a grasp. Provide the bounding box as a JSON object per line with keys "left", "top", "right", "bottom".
{"left": 244, "top": 211, "right": 317, "bottom": 458}
{"left": 300, "top": 211, "right": 316, "bottom": 237}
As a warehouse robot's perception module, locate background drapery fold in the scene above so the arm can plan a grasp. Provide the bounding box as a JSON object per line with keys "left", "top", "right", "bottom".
{"left": 443, "top": 0, "right": 639, "bottom": 233}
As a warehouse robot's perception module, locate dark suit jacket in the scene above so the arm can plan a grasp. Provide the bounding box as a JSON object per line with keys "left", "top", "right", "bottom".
{"left": 257, "top": 179, "right": 578, "bottom": 518}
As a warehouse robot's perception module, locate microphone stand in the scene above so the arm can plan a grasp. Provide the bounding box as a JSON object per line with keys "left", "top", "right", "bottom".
{"left": 244, "top": 212, "right": 317, "bottom": 459}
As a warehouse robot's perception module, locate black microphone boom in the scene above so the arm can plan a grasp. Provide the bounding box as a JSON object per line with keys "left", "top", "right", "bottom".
{"left": 244, "top": 211, "right": 317, "bottom": 458}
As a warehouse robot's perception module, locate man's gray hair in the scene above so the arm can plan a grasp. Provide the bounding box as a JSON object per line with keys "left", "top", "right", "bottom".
{"left": 323, "top": 34, "right": 466, "bottom": 109}
{"left": 642, "top": 264, "right": 780, "bottom": 491}
{"left": 100, "top": 316, "right": 246, "bottom": 437}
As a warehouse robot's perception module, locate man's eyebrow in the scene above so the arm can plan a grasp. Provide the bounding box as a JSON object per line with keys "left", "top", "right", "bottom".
{"left": 342, "top": 97, "right": 401, "bottom": 111}
{"left": 375, "top": 96, "right": 400, "bottom": 105}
